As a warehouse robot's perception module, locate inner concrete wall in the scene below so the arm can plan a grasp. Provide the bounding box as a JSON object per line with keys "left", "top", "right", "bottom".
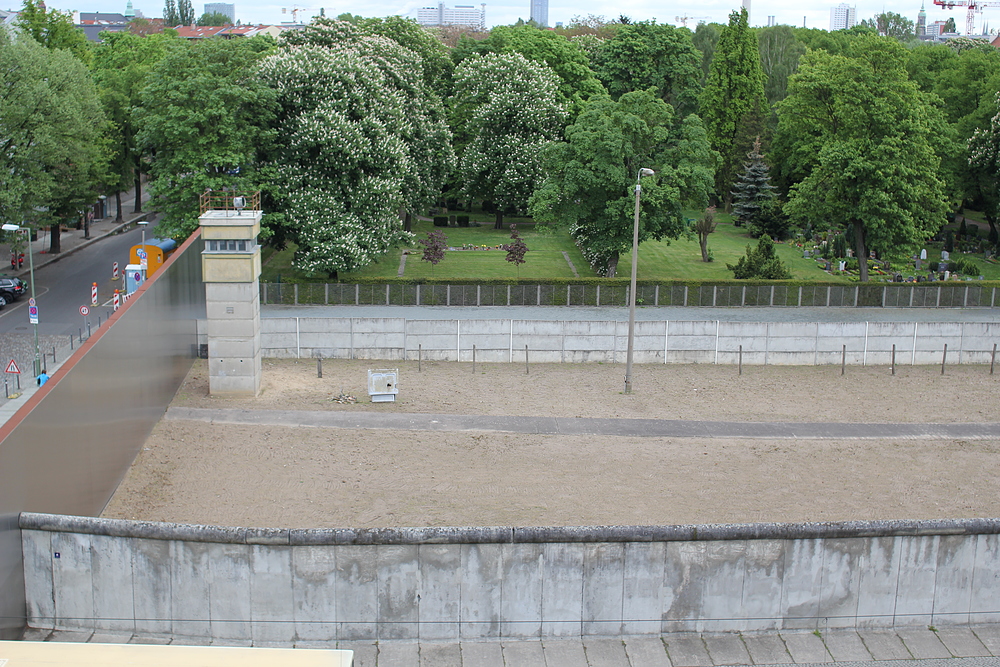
{"left": 19, "top": 514, "right": 1000, "bottom": 642}
{"left": 255, "top": 318, "right": 1000, "bottom": 365}
{"left": 0, "top": 234, "right": 204, "bottom": 639}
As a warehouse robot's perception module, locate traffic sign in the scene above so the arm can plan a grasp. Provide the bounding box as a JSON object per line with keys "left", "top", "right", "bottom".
{"left": 79, "top": 305, "right": 89, "bottom": 316}
{"left": 28, "top": 305, "right": 38, "bottom": 325}
{"left": 28, "top": 298, "right": 35, "bottom": 307}
{"left": 137, "top": 249, "right": 147, "bottom": 259}
{"left": 5, "top": 359, "right": 20, "bottom": 374}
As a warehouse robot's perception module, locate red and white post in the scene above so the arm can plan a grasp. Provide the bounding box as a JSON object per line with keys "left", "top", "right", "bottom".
{"left": 113, "top": 289, "right": 120, "bottom": 311}
{"left": 112, "top": 262, "right": 119, "bottom": 280}
{"left": 91, "top": 282, "right": 98, "bottom": 306}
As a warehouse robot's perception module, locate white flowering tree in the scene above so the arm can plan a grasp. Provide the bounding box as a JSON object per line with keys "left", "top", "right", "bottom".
{"left": 451, "top": 53, "right": 567, "bottom": 229}
{"left": 262, "top": 21, "right": 454, "bottom": 276}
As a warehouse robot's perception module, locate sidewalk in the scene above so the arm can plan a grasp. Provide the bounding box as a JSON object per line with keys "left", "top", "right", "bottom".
{"left": 19, "top": 626, "right": 1000, "bottom": 666}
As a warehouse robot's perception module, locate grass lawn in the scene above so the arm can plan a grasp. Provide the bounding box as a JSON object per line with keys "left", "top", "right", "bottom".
{"left": 260, "top": 211, "right": 998, "bottom": 283}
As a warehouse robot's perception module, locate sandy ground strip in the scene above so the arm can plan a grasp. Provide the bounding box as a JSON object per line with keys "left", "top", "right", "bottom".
{"left": 102, "top": 359, "right": 1000, "bottom": 529}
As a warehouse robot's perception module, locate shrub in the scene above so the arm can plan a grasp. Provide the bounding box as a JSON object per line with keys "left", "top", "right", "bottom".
{"left": 457, "top": 215, "right": 470, "bottom": 227}
{"left": 949, "top": 258, "right": 979, "bottom": 275}
{"left": 958, "top": 218, "right": 968, "bottom": 239}
{"left": 433, "top": 216, "right": 448, "bottom": 227}
{"left": 929, "top": 261, "right": 939, "bottom": 272}
{"left": 726, "top": 234, "right": 792, "bottom": 280}
{"left": 944, "top": 230, "right": 955, "bottom": 253}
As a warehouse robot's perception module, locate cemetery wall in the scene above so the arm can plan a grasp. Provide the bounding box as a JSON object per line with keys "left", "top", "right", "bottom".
{"left": 254, "top": 318, "right": 1000, "bottom": 366}
{"left": 19, "top": 513, "right": 1000, "bottom": 641}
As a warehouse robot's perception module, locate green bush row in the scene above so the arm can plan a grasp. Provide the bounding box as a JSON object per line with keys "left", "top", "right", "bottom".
{"left": 265, "top": 277, "right": 1000, "bottom": 288}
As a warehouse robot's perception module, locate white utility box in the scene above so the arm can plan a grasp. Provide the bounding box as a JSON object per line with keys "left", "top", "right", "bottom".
{"left": 368, "top": 369, "right": 399, "bottom": 402}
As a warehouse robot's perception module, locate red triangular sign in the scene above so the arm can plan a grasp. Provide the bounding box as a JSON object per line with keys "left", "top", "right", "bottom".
{"left": 5, "top": 359, "right": 20, "bottom": 374}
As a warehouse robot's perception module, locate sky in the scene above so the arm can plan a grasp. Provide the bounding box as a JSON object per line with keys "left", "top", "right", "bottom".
{"left": 21, "top": 0, "right": 984, "bottom": 35}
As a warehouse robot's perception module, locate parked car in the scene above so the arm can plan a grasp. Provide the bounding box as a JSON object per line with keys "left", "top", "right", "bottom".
{"left": 0, "top": 276, "right": 27, "bottom": 307}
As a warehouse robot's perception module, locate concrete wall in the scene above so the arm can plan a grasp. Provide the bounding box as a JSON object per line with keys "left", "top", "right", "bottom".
{"left": 0, "top": 235, "right": 205, "bottom": 639}
{"left": 19, "top": 514, "right": 1000, "bottom": 641}
{"left": 256, "top": 318, "right": 1000, "bottom": 366}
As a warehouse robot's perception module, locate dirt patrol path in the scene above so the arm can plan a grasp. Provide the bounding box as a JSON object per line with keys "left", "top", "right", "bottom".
{"left": 102, "top": 359, "right": 1000, "bottom": 529}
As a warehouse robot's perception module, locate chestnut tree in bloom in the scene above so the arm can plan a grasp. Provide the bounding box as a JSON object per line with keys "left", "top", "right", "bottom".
{"left": 261, "top": 20, "right": 454, "bottom": 276}
{"left": 451, "top": 52, "right": 567, "bottom": 229}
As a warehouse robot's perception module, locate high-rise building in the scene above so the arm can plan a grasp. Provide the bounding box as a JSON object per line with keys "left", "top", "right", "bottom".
{"left": 416, "top": 2, "right": 486, "bottom": 29}
{"left": 530, "top": 0, "right": 547, "bottom": 27}
{"left": 829, "top": 3, "right": 856, "bottom": 30}
{"left": 916, "top": 0, "right": 927, "bottom": 35}
{"left": 204, "top": 2, "right": 235, "bottom": 23}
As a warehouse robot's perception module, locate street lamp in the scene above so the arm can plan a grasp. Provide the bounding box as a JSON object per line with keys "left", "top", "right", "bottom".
{"left": 2, "top": 223, "right": 40, "bottom": 376}
{"left": 624, "top": 168, "right": 655, "bottom": 395}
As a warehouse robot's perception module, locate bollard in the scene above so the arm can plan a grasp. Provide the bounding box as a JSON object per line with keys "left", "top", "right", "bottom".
{"left": 52, "top": 346, "right": 56, "bottom": 364}
{"left": 70, "top": 335, "right": 74, "bottom": 350}
{"left": 891, "top": 344, "right": 895, "bottom": 375}
{"left": 98, "top": 315, "right": 101, "bottom": 328}
{"left": 4, "top": 378, "right": 7, "bottom": 399}
{"left": 317, "top": 357, "right": 322, "bottom": 379}
{"left": 525, "top": 345, "right": 529, "bottom": 375}
{"left": 87, "top": 323, "right": 91, "bottom": 339}
{"left": 941, "top": 343, "right": 948, "bottom": 375}
{"left": 472, "top": 345, "right": 476, "bottom": 374}
{"left": 79, "top": 328, "right": 82, "bottom": 344}
{"left": 991, "top": 343, "right": 996, "bottom": 375}
{"left": 841, "top": 344, "right": 846, "bottom": 376}
{"left": 418, "top": 344, "right": 422, "bottom": 372}
{"left": 15, "top": 375, "right": 19, "bottom": 391}
{"left": 738, "top": 345, "right": 742, "bottom": 376}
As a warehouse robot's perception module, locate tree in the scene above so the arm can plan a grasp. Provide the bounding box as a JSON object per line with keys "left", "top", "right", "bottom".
{"left": 692, "top": 22, "right": 722, "bottom": 86}
{"left": 356, "top": 16, "right": 454, "bottom": 96}
{"left": 178, "top": 0, "right": 194, "bottom": 26}
{"left": 503, "top": 224, "right": 528, "bottom": 274}
{"left": 262, "top": 21, "right": 454, "bottom": 275}
{"left": 419, "top": 230, "right": 447, "bottom": 265}
{"left": 591, "top": 21, "right": 702, "bottom": 116}
{"left": 163, "top": 0, "right": 179, "bottom": 26}
{"left": 756, "top": 25, "right": 806, "bottom": 110}
{"left": 777, "top": 36, "right": 948, "bottom": 281}
{"left": 968, "top": 92, "right": 1000, "bottom": 249}
{"left": 698, "top": 8, "right": 768, "bottom": 210}
{"left": 695, "top": 206, "right": 716, "bottom": 262}
{"left": 530, "top": 89, "right": 717, "bottom": 276}
{"left": 136, "top": 37, "right": 276, "bottom": 240}
{"left": 92, "top": 31, "right": 176, "bottom": 221}
{"left": 452, "top": 23, "right": 605, "bottom": 116}
{"left": 944, "top": 17, "right": 957, "bottom": 33}
{"left": 860, "top": 12, "right": 915, "bottom": 40}
{"left": 731, "top": 138, "right": 777, "bottom": 230}
{"left": 197, "top": 11, "right": 231, "bottom": 26}
{"left": 727, "top": 234, "right": 791, "bottom": 279}
{"left": 0, "top": 29, "right": 106, "bottom": 252}
{"left": 16, "top": 0, "right": 91, "bottom": 63}
{"left": 451, "top": 53, "right": 567, "bottom": 230}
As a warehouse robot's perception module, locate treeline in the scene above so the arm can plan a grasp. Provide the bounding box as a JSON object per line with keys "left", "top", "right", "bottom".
{"left": 3, "top": 3, "right": 1000, "bottom": 280}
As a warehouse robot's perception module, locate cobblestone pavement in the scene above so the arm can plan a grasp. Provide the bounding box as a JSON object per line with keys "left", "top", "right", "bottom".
{"left": 19, "top": 626, "right": 1000, "bottom": 667}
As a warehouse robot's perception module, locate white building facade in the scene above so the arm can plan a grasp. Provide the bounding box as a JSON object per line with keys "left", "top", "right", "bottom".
{"left": 829, "top": 3, "right": 857, "bottom": 30}
{"left": 416, "top": 2, "right": 485, "bottom": 29}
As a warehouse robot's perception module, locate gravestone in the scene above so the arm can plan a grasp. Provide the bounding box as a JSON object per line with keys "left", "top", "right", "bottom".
{"left": 920, "top": 248, "right": 927, "bottom": 260}
{"left": 941, "top": 250, "right": 950, "bottom": 261}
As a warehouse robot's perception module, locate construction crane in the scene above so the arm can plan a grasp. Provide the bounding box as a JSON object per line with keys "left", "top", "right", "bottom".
{"left": 675, "top": 14, "right": 710, "bottom": 27}
{"left": 933, "top": 0, "right": 1000, "bottom": 35}
{"left": 281, "top": 5, "right": 323, "bottom": 22}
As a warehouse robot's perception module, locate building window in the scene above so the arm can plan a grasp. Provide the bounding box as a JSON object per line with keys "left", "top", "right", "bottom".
{"left": 206, "top": 239, "right": 255, "bottom": 252}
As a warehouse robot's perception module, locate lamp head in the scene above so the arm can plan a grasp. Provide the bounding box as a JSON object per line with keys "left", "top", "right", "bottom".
{"left": 639, "top": 168, "right": 655, "bottom": 177}
{"left": 1, "top": 224, "right": 20, "bottom": 232}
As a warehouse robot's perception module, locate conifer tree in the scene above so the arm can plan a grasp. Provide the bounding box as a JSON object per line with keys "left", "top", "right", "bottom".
{"left": 727, "top": 234, "right": 791, "bottom": 279}
{"left": 730, "top": 137, "right": 776, "bottom": 229}
{"left": 698, "top": 7, "right": 767, "bottom": 210}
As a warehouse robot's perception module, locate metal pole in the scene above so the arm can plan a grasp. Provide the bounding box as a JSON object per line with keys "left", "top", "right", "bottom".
{"left": 891, "top": 344, "right": 895, "bottom": 375}
{"left": 841, "top": 344, "right": 846, "bottom": 376}
{"left": 525, "top": 345, "right": 529, "bottom": 374}
{"left": 991, "top": 343, "right": 996, "bottom": 375}
{"left": 418, "top": 344, "right": 422, "bottom": 372}
{"left": 317, "top": 358, "right": 322, "bottom": 378}
{"left": 941, "top": 343, "right": 948, "bottom": 375}
{"left": 738, "top": 345, "right": 742, "bottom": 376}
{"left": 4, "top": 378, "right": 8, "bottom": 398}
{"left": 624, "top": 177, "right": 642, "bottom": 394}
{"left": 472, "top": 345, "right": 476, "bottom": 374}
{"left": 52, "top": 346, "right": 56, "bottom": 364}
{"left": 24, "top": 229, "right": 39, "bottom": 377}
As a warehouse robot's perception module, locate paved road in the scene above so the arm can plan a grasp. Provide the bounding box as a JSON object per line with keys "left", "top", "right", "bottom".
{"left": 166, "top": 406, "right": 1000, "bottom": 440}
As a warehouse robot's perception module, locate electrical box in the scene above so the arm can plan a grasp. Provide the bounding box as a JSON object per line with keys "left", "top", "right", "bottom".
{"left": 368, "top": 369, "right": 399, "bottom": 403}
{"left": 124, "top": 264, "right": 146, "bottom": 295}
